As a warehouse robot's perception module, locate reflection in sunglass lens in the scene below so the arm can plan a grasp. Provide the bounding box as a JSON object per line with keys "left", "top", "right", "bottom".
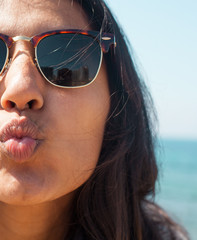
{"left": 0, "top": 39, "right": 7, "bottom": 74}
{"left": 36, "top": 33, "right": 102, "bottom": 87}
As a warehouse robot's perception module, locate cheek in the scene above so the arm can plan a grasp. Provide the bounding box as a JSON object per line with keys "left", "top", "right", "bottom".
{"left": 46, "top": 64, "right": 110, "bottom": 139}
{"left": 41, "top": 68, "right": 110, "bottom": 193}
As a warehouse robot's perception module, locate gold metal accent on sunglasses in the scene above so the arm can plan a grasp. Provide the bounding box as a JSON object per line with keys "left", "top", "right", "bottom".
{"left": 12, "top": 36, "right": 32, "bottom": 42}
{"left": 102, "top": 37, "right": 111, "bottom": 40}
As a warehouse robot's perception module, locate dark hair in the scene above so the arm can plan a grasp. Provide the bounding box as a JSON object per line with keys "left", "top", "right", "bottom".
{"left": 67, "top": 0, "right": 189, "bottom": 239}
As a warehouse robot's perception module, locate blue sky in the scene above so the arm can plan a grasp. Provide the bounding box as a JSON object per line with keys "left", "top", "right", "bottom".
{"left": 106, "top": 0, "right": 197, "bottom": 140}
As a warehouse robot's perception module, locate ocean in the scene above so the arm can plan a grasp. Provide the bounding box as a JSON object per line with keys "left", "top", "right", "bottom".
{"left": 155, "top": 139, "right": 197, "bottom": 240}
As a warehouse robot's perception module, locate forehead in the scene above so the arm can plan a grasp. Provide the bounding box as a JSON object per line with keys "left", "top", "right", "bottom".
{"left": 0, "top": 0, "right": 90, "bottom": 36}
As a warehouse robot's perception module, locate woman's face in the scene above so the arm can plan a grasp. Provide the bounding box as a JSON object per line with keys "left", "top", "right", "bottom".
{"left": 0, "top": 0, "right": 110, "bottom": 205}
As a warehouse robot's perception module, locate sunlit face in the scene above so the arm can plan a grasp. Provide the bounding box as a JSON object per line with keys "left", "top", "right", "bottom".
{"left": 0, "top": 0, "right": 110, "bottom": 205}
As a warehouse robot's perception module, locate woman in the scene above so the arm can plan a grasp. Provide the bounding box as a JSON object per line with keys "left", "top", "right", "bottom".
{"left": 0, "top": 0, "right": 188, "bottom": 239}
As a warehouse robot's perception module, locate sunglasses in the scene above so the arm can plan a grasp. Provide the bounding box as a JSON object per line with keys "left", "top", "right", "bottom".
{"left": 0, "top": 29, "right": 116, "bottom": 88}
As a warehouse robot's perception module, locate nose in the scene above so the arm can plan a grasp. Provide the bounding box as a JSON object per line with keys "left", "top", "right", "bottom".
{"left": 0, "top": 47, "right": 44, "bottom": 111}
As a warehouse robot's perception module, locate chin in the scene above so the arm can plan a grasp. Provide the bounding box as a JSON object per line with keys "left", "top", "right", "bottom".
{"left": 0, "top": 173, "right": 77, "bottom": 206}
{"left": 0, "top": 172, "right": 52, "bottom": 206}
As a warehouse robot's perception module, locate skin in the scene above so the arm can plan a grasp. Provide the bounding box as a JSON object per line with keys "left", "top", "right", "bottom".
{"left": 0, "top": 0, "right": 110, "bottom": 239}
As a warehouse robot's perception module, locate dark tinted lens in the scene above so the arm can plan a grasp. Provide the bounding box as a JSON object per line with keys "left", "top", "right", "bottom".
{"left": 0, "top": 39, "right": 7, "bottom": 73}
{"left": 36, "top": 33, "right": 102, "bottom": 87}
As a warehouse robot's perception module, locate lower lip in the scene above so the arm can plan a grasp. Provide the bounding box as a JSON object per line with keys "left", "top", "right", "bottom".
{"left": 4, "top": 137, "right": 37, "bottom": 163}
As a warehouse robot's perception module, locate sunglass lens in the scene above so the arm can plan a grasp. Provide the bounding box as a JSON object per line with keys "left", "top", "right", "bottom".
{"left": 36, "top": 33, "right": 102, "bottom": 87}
{"left": 0, "top": 39, "right": 8, "bottom": 74}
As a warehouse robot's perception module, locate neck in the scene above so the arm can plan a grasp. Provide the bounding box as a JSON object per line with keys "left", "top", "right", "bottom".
{"left": 0, "top": 195, "right": 75, "bottom": 240}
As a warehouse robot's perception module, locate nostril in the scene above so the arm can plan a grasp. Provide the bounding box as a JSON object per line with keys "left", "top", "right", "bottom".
{"left": 1, "top": 99, "right": 38, "bottom": 110}
{"left": 28, "top": 100, "right": 34, "bottom": 109}
{"left": 11, "top": 101, "right": 16, "bottom": 108}
{"left": 8, "top": 101, "right": 16, "bottom": 108}
{"left": 0, "top": 100, "right": 16, "bottom": 110}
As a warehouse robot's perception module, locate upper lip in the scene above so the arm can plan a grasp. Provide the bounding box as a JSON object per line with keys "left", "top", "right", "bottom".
{"left": 0, "top": 117, "right": 39, "bottom": 142}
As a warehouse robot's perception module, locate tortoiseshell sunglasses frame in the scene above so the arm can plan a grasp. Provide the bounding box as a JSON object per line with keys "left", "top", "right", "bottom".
{"left": 0, "top": 29, "right": 116, "bottom": 88}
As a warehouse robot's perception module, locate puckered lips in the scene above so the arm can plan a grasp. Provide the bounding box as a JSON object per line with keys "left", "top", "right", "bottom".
{"left": 0, "top": 117, "right": 40, "bottom": 163}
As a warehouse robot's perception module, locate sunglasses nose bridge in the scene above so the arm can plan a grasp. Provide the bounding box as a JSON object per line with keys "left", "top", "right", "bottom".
{"left": 12, "top": 36, "right": 32, "bottom": 42}
{"left": 7, "top": 36, "right": 35, "bottom": 66}
{"left": 11, "top": 36, "right": 34, "bottom": 56}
